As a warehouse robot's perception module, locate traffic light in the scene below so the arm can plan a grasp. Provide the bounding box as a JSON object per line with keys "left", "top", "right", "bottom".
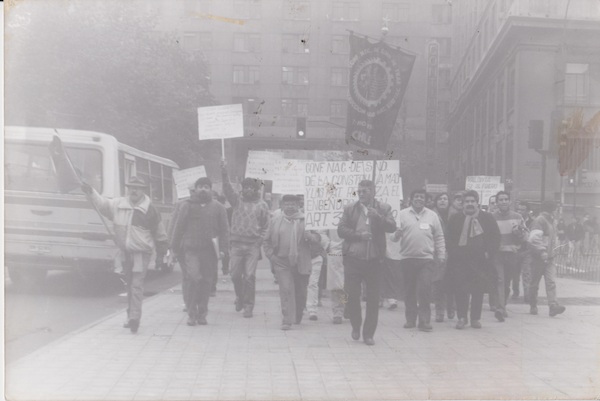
{"left": 296, "top": 117, "right": 306, "bottom": 139}
{"left": 528, "top": 120, "right": 543, "bottom": 150}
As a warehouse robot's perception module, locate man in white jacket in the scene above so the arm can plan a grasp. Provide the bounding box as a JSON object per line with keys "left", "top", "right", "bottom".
{"left": 82, "top": 176, "right": 168, "bottom": 333}
{"left": 528, "top": 201, "right": 566, "bottom": 317}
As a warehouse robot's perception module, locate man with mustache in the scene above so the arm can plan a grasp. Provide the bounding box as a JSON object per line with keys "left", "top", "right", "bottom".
{"left": 447, "top": 190, "right": 501, "bottom": 329}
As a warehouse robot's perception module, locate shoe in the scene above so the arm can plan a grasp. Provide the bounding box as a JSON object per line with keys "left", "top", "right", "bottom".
{"left": 471, "top": 320, "right": 482, "bottom": 329}
{"left": 333, "top": 316, "right": 343, "bottom": 325}
{"left": 123, "top": 321, "right": 131, "bottom": 328}
{"left": 418, "top": 324, "right": 433, "bottom": 332}
{"left": 351, "top": 329, "right": 360, "bottom": 341}
{"left": 388, "top": 303, "right": 398, "bottom": 310}
{"left": 243, "top": 309, "right": 253, "bottom": 318}
{"left": 235, "top": 299, "right": 243, "bottom": 312}
{"left": 403, "top": 322, "right": 416, "bottom": 329}
{"left": 447, "top": 311, "right": 455, "bottom": 319}
{"left": 435, "top": 314, "right": 444, "bottom": 323}
{"left": 129, "top": 319, "right": 139, "bottom": 334}
{"left": 281, "top": 324, "right": 292, "bottom": 331}
{"left": 187, "top": 317, "right": 197, "bottom": 326}
{"left": 549, "top": 305, "right": 566, "bottom": 317}
{"left": 530, "top": 305, "right": 538, "bottom": 315}
{"left": 494, "top": 310, "right": 505, "bottom": 322}
{"left": 197, "top": 317, "right": 207, "bottom": 325}
{"left": 455, "top": 319, "right": 467, "bottom": 330}
{"left": 364, "top": 338, "right": 375, "bottom": 346}
{"left": 309, "top": 315, "right": 318, "bottom": 321}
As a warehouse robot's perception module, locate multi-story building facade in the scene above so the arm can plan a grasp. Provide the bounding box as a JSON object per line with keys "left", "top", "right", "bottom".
{"left": 152, "top": 0, "right": 453, "bottom": 189}
{"left": 447, "top": 0, "right": 600, "bottom": 211}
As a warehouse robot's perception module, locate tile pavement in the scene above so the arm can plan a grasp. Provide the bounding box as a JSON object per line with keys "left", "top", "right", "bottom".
{"left": 5, "top": 259, "right": 600, "bottom": 400}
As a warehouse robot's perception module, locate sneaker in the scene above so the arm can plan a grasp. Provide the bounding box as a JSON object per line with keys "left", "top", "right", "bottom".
{"left": 455, "top": 319, "right": 467, "bottom": 330}
{"left": 351, "top": 328, "right": 360, "bottom": 341}
{"left": 309, "top": 315, "right": 318, "bottom": 321}
{"left": 333, "top": 316, "right": 343, "bottom": 325}
{"left": 363, "top": 338, "right": 375, "bottom": 346}
{"left": 129, "top": 319, "right": 139, "bottom": 334}
{"left": 197, "top": 317, "right": 208, "bottom": 325}
{"left": 530, "top": 305, "right": 538, "bottom": 315}
{"left": 435, "top": 314, "right": 444, "bottom": 323}
{"left": 403, "top": 322, "right": 416, "bottom": 329}
{"left": 187, "top": 317, "right": 197, "bottom": 326}
{"left": 418, "top": 324, "right": 433, "bottom": 332}
{"left": 494, "top": 310, "right": 505, "bottom": 322}
{"left": 281, "top": 324, "right": 292, "bottom": 331}
{"left": 388, "top": 303, "right": 398, "bottom": 310}
{"left": 471, "top": 320, "right": 482, "bottom": 329}
{"left": 243, "top": 309, "right": 253, "bottom": 318}
{"left": 549, "top": 305, "right": 566, "bottom": 317}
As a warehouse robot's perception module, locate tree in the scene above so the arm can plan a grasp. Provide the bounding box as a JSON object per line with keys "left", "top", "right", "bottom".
{"left": 5, "top": 0, "right": 215, "bottom": 167}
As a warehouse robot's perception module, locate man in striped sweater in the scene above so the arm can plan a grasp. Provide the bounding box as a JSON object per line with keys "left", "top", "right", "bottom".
{"left": 491, "top": 190, "right": 526, "bottom": 321}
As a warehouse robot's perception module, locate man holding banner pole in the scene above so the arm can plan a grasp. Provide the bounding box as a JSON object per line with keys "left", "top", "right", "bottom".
{"left": 221, "top": 160, "right": 270, "bottom": 318}
{"left": 338, "top": 180, "right": 396, "bottom": 346}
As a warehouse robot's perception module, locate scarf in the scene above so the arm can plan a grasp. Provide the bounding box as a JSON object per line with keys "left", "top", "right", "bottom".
{"left": 459, "top": 209, "right": 483, "bottom": 247}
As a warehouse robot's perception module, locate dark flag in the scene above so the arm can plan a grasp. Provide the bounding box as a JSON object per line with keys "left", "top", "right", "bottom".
{"left": 558, "top": 110, "right": 600, "bottom": 176}
{"left": 48, "top": 135, "right": 81, "bottom": 193}
{"left": 345, "top": 33, "right": 416, "bottom": 152}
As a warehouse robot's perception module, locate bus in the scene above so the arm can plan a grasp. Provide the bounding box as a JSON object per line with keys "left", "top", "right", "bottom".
{"left": 4, "top": 126, "right": 179, "bottom": 285}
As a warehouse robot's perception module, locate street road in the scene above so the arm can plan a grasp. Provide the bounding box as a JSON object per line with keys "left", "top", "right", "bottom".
{"left": 4, "top": 268, "right": 183, "bottom": 364}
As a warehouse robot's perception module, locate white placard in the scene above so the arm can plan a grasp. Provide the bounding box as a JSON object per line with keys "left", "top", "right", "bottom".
{"left": 304, "top": 160, "right": 402, "bottom": 230}
{"left": 425, "top": 183, "right": 448, "bottom": 194}
{"left": 197, "top": 104, "right": 244, "bottom": 140}
{"left": 172, "top": 166, "right": 207, "bottom": 200}
{"left": 245, "top": 150, "right": 284, "bottom": 180}
{"left": 272, "top": 159, "right": 307, "bottom": 195}
{"left": 465, "top": 176, "right": 504, "bottom": 206}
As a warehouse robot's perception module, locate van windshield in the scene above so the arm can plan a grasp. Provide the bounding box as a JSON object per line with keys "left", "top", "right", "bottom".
{"left": 4, "top": 142, "right": 103, "bottom": 194}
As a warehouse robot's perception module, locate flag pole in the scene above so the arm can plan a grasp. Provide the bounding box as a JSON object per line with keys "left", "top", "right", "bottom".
{"left": 221, "top": 138, "right": 225, "bottom": 161}
{"left": 52, "top": 130, "right": 119, "bottom": 247}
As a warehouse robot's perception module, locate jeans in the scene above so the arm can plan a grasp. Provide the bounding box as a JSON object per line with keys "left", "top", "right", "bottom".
{"left": 518, "top": 250, "right": 532, "bottom": 302}
{"left": 344, "top": 256, "right": 381, "bottom": 339}
{"left": 182, "top": 247, "right": 217, "bottom": 320}
{"left": 529, "top": 255, "right": 558, "bottom": 307}
{"left": 272, "top": 257, "right": 309, "bottom": 325}
{"left": 490, "top": 252, "right": 517, "bottom": 312}
{"left": 124, "top": 252, "right": 151, "bottom": 322}
{"left": 230, "top": 242, "right": 261, "bottom": 312}
{"left": 306, "top": 256, "right": 323, "bottom": 316}
{"left": 402, "top": 259, "right": 435, "bottom": 326}
{"left": 331, "top": 289, "right": 346, "bottom": 319}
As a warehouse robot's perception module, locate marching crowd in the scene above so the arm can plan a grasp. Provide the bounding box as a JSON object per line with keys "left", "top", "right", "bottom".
{"left": 81, "top": 160, "right": 567, "bottom": 343}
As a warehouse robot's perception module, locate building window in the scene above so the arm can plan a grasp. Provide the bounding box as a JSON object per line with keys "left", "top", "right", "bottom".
{"left": 282, "top": 98, "right": 308, "bottom": 116}
{"left": 233, "top": 33, "right": 261, "bottom": 52}
{"left": 332, "top": 35, "right": 349, "bottom": 54}
{"left": 565, "top": 63, "right": 589, "bottom": 105}
{"left": 331, "top": 67, "right": 348, "bottom": 86}
{"left": 282, "top": 66, "right": 309, "bottom": 85}
{"left": 495, "top": 141, "right": 503, "bottom": 178}
{"left": 432, "top": 37, "right": 452, "bottom": 58}
{"left": 497, "top": 78, "right": 505, "bottom": 125}
{"left": 331, "top": 100, "right": 347, "bottom": 118}
{"left": 332, "top": 1, "right": 360, "bottom": 21}
{"left": 507, "top": 65, "right": 515, "bottom": 114}
{"left": 284, "top": 1, "right": 310, "bottom": 20}
{"left": 382, "top": 3, "right": 409, "bottom": 22}
{"left": 233, "top": 97, "right": 263, "bottom": 115}
{"left": 432, "top": 4, "right": 452, "bottom": 24}
{"left": 232, "top": 0, "right": 261, "bottom": 19}
{"left": 182, "top": 32, "right": 212, "bottom": 52}
{"left": 183, "top": 0, "right": 211, "bottom": 16}
{"left": 282, "top": 34, "right": 309, "bottom": 54}
{"left": 233, "top": 65, "right": 260, "bottom": 84}
{"left": 505, "top": 132, "right": 513, "bottom": 180}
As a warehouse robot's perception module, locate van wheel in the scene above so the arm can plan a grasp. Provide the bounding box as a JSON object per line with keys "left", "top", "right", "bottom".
{"left": 8, "top": 267, "right": 47, "bottom": 288}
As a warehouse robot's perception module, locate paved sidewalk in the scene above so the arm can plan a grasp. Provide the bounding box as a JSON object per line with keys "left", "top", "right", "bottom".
{"left": 5, "top": 260, "right": 600, "bottom": 401}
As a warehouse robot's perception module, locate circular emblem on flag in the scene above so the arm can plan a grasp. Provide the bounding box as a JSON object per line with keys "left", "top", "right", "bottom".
{"left": 349, "top": 46, "right": 403, "bottom": 116}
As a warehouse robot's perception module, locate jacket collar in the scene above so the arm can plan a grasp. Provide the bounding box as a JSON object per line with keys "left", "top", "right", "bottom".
{"left": 116, "top": 194, "right": 150, "bottom": 213}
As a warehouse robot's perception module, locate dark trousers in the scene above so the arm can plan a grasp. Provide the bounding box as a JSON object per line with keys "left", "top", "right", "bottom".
{"left": 343, "top": 256, "right": 381, "bottom": 339}
{"left": 272, "top": 257, "right": 309, "bottom": 325}
{"left": 402, "top": 258, "right": 435, "bottom": 326}
{"left": 182, "top": 247, "right": 217, "bottom": 320}
{"left": 452, "top": 264, "right": 487, "bottom": 322}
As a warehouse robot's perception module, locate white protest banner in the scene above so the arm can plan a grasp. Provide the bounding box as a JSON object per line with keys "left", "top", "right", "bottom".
{"left": 304, "top": 160, "right": 402, "bottom": 230}
{"left": 197, "top": 104, "right": 244, "bottom": 140}
{"left": 172, "top": 166, "right": 207, "bottom": 199}
{"left": 245, "top": 150, "right": 284, "bottom": 180}
{"left": 465, "top": 176, "right": 504, "bottom": 206}
{"left": 425, "top": 183, "right": 448, "bottom": 194}
{"left": 272, "top": 159, "right": 307, "bottom": 195}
